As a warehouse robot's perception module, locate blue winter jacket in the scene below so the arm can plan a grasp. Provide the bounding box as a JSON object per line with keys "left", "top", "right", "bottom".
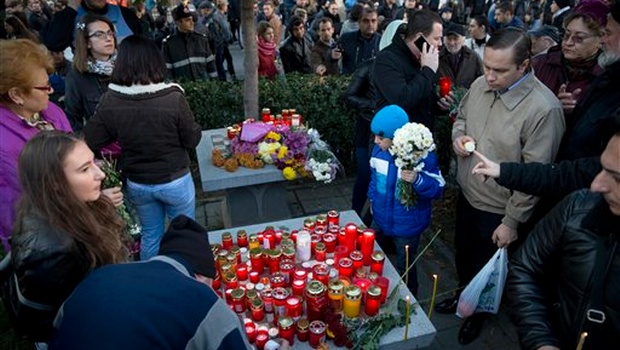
{"left": 368, "top": 146, "right": 444, "bottom": 237}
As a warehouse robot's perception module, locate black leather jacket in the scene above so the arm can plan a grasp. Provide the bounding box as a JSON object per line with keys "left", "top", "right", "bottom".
{"left": 507, "top": 190, "right": 620, "bottom": 350}
{"left": 6, "top": 213, "right": 91, "bottom": 341}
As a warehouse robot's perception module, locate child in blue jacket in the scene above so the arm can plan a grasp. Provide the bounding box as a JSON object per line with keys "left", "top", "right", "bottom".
{"left": 368, "top": 105, "right": 445, "bottom": 296}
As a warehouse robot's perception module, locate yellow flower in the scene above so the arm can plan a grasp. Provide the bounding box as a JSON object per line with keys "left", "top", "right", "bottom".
{"left": 282, "top": 167, "right": 297, "bottom": 180}
{"left": 265, "top": 131, "right": 281, "bottom": 141}
{"left": 277, "top": 146, "right": 288, "bottom": 159}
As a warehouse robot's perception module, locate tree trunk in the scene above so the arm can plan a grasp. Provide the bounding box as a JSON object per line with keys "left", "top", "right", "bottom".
{"left": 241, "top": 0, "right": 258, "bottom": 119}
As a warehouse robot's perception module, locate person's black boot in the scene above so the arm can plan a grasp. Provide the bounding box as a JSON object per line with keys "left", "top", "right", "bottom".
{"left": 458, "top": 313, "right": 486, "bottom": 345}
{"left": 434, "top": 296, "right": 459, "bottom": 314}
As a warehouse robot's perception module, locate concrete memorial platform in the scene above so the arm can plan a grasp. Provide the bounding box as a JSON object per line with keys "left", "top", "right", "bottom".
{"left": 209, "top": 210, "right": 437, "bottom": 349}
{"left": 196, "top": 128, "right": 292, "bottom": 227}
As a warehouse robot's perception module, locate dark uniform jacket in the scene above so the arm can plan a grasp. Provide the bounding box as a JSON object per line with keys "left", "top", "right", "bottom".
{"left": 162, "top": 31, "right": 218, "bottom": 81}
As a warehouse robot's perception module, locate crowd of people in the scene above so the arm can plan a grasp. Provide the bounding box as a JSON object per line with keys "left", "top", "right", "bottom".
{"left": 0, "top": 0, "right": 619, "bottom": 349}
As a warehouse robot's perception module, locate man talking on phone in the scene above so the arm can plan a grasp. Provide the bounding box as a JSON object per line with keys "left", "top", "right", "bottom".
{"left": 372, "top": 9, "right": 443, "bottom": 131}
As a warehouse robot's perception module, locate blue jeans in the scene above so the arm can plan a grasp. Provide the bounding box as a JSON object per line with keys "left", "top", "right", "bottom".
{"left": 393, "top": 235, "right": 422, "bottom": 297}
{"left": 126, "top": 172, "right": 196, "bottom": 260}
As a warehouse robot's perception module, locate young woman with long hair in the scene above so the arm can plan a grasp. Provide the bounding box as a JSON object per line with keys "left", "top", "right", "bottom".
{"left": 4, "top": 131, "right": 126, "bottom": 342}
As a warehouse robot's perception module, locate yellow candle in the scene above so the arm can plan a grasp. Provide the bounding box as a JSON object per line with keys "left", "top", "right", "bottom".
{"left": 328, "top": 280, "right": 345, "bottom": 312}
{"left": 576, "top": 332, "right": 588, "bottom": 350}
{"left": 404, "top": 295, "right": 411, "bottom": 341}
{"left": 405, "top": 245, "right": 410, "bottom": 286}
{"left": 428, "top": 274, "right": 438, "bottom": 319}
{"left": 343, "top": 285, "right": 362, "bottom": 318}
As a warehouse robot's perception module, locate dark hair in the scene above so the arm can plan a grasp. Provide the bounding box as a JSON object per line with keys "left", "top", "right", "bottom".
{"left": 349, "top": 3, "right": 365, "bottom": 22}
{"left": 563, "top": 12, "right": 605, "bottom": 36}
{"left": 405, "top": 9, "right": 442, "bottom": 39}
{"left": 111, "top": 35, "right": 166, "bottom": 86}
{"left": 258, "top": 20, "right": 274, "bottom": 38}
{"left": 5, "top": 15, "right": 40, "bottom": 43}
{"left": 496, "top": 1, "right": 514, "bottom": 14}
{"left": 487, "top": 27, "right": 531, "bottom": 66}
{"left": 359, "top": 7, "right": 377, "bottom": 22}
{"left": 287, "top": 15, "right": 305, "bottom": 34}
{"left": 15, "top": 131, "right": 126, "bottom": 267}
{"left": 319, "top": 16, "right": 334, "bottom": 26}
{"left": 73, "top": 13, "right": 117, "bottom": 73}
{"left": 472, "top": 14, "right": 490, "bottom": 33}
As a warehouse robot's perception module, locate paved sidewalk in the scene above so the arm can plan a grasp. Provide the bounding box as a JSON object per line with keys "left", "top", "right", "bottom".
{"left": 197, "top": 176, "right": 520, "bottom": 349}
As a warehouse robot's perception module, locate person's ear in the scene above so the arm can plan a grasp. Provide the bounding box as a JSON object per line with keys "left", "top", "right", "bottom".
{"left": 7, "top": 87, "right": 25, "bottom": 106}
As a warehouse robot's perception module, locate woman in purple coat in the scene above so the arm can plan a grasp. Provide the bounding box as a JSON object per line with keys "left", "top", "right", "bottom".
{"left": 0, "top": 39, "right": 72, "bottom": 253}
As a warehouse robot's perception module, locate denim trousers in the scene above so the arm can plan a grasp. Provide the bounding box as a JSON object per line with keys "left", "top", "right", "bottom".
{"left": 126, "top": 172, "right": 196, "bottom": 260}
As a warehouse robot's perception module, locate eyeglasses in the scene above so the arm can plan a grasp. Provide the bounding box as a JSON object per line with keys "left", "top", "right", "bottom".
{"left": 88, "top": 30, "right": 115, "bottom": 40}
{"left": 562, "top": 32, "right": 596, "bottom": 44}
{"left": 32, "top": 84, "right": 53, "bottom": 93}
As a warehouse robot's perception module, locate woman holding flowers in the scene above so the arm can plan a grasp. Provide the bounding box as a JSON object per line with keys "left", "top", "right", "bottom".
{"left": 84, "top": 35, "right": 201, "bottom": 261}
{"left": 368, "top": 105, "right": 445, "bottom": 296}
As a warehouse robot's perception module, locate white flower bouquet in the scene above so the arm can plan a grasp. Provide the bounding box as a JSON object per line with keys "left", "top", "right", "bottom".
{"left": 305, "top": 128, "right": 344, "bottom": 184}
{"left": 389, "top": 122, "right": 436, "bottom": 208}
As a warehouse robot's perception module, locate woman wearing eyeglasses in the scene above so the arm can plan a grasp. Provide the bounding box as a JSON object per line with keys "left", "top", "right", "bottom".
{"left": 532, "top": 3, "right": 609, "bottom": 119}
{"left": 64, "top": 13, "right": 117, "bottom": 135}
{"left": 0, "top": 39, "right": 72, "bottom": 254}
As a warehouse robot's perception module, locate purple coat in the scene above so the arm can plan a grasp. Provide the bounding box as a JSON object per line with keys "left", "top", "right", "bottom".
{"left": 0, "top": 102, "right": 72, "bottom": 252}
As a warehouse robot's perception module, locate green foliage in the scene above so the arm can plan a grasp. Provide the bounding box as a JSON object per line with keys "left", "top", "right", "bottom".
{"left": 182, "top": 74, "right": 357, "bottom": 171}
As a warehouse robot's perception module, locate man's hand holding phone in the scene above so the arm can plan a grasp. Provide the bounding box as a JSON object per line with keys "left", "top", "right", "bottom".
{"left": 415, "top": 36, "right": 438, "bottom": 73}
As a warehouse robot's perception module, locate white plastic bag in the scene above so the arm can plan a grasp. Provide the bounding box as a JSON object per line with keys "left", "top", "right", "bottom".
{"left": 456, "top": 248, "right": 508, "bottom": 318}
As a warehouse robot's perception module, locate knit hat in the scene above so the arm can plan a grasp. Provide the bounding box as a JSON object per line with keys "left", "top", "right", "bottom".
{"left": 574, "top": 0, "right": 610, "bottom": 27}
{"left": 172, "top": 3, "right": 196, "bottom": 21}
{"left": 158, "top": 215, "right": 216, "bottom": 278}
{"left": 371, "top": 105, "right": 409, "bottom": 139}
{"left": 553, "top": 0, "right": 570, "bottom": 9}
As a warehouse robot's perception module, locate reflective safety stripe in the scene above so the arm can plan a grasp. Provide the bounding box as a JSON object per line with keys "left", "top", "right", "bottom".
{"left": 167, "top": 56, "right": 215, "bottom": 69}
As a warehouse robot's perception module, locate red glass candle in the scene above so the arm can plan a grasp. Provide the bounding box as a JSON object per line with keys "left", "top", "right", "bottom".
{"left": 326, "top": 210, "right": 339, "bottom": 230}
{"left": 297, "top": 318, "right": 309, "bottom": 342}
{"left": 261, "top": 108, "right": 271, "bottom": 122}
{"left": 249, "top": 248, "right": 264, "bottom": 274}
{"left": 231, "top": 246, "right": 241, "bottom": 265}
{"left": 315, "top": 242, "right": 326, "bottom": 262}
{"left": 305, "top": 280, "right": 327, "bottom": 322}
{"left": 370, "top": 251, "right": 385, "bottom": 275}
{"left": 249, "top": 271, "right": 260, "bottom": 284}
{"left": 245, "top": 323, "right": 257, "bottom": 343}
{"left": 262, "top": 288, "right": 274, "bottom": 314}
{"left": 439, "top": 76, "right": 452, "bottom": 97}
{"left": 278, "top": 316, "right": 295, "bottom": 345}
{"left": 246, "top": 288, "right": 258, "bottom": 309}
{"left": 251, "top": 298, "right": 265, "bottom": 322}
{"left": 212, "top": 272, "right": 221, "bottom": 291}
{"left": 315, "top": 215, "right": 327, "bottom": 230}
{"left": 308, "top": 320, "right": 326, "bottom": 348}
{"left": 285, "top": 295, "right": 303, "bottom": 321}
{"left": 267, "top": 249, "right": 282, "bottom": 274}
{"left": 221, "top": 232, "right": 233, "bottom": 250}
{"left": 312, "top": 263, "right": 330, "bottom": 287}
{"left": 231, "top": 287, "right": 246, "bottom": 313}
{"left": 293, "top": 268, "right": 308, "bottom": 282}
{"left": 303, "top": 218, "right": 316, "bottom": 232}
{"left": 334, "top": 245, "right": 349, "bottom": 265}
{"left": 360, "top": 229, "right": 375, "bottom": 265}
{"left": 337, "top": 227, "right": 347, "bottom": 248}
{"left": 354, "top": 277, "right": 371, "bottom": 303}
{"left": 310, "top": 234, "right": 321, "bottom": 256}
{"left": 236, "top": 230, "right": 248, "bottom": 248}
{"left": 375, "top": 276, "right": 390, "bottom": 304}
{"left": 224, "top": 288, "right": 234, "bottom": 305}
{"left": 290, "top": 230, "right": 298, "bottom": 244}
{"left": 338, "top": 257, "right": 354, "bottom": 278}
{"left": 263, "top": 229, "right": 276, "bottom": 250}
{"left": 279, "top": 259, "right": 295, "bottom": 285}
{"left": 255, "top": 331, "right": 269, "bottom": 350}
{"left": 270, "top": 272, "right": 286, "bottom": 289}
{"left": 349, "top": 250, "right": 364, "bottom": 271}
{"left": 292, "top": 279, "right": 306, "bottom": 296}
{"left": 322, "top": 233, "right": 337, "bottom": 253}
{"left": 282, "top": 246, "right": 296, "bottom": 262}
{"left": 272, "top": 287, "right": 290, "bottom": 318}
{"left": 344, "top": 223, "right": 358, "bottom": 252}
{"left": 236, "top": 264, "right": 248, "bottom": 282}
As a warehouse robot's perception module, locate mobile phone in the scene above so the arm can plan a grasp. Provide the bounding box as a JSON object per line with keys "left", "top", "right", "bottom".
{"left": 414, "top": 35, "right": 429, "bottom": 52}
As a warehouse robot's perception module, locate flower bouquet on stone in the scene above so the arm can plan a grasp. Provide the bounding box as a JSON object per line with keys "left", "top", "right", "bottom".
{"left": 389, "top": 123, "right": 436, "bottom": 208}
{"left": 305, "top": 128, "right": 343, "bottom": 183}
{"left": 98, "top": 157, "right": 141, "bottom": 259}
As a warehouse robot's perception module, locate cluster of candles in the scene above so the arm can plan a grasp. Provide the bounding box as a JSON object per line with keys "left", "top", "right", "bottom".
{"left": 210, "top": 210, "right": 394, "bottom": 349}
{"left": 260, "top": 108, "right": 303, "bottom": 127}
